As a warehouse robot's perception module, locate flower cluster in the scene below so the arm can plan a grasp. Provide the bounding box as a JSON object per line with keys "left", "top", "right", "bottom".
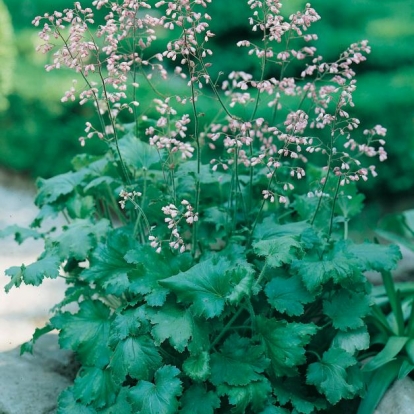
{"left": 118, "top": 189, "right": 142, "bottom": 209}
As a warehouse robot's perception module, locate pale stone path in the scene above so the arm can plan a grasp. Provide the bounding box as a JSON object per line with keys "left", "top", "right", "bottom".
{"left": 0, "top": 171, "right": 66, "bottom": 351}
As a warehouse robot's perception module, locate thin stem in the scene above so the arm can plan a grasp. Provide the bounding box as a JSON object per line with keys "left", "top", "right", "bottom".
{"left": 328, "top": 176, "right": 341, "bottom": 239}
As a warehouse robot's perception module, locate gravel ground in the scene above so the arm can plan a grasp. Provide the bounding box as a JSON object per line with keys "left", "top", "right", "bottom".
{"left": 0, "top": 171, "right": 66, "bottom": 351}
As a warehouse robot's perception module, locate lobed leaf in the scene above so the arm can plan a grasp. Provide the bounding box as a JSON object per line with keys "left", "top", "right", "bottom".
{"left": 332, "top": 326, "right": 370, "bottom": 354}
{"left": 51, "top": 300, "right": 112, "bottom": 367}
{"left": 210, "top": 334, "right": 269, "bottom": 387}
{"left": 129, "top": 365, "right": 182, "bottom": 414}
{"left": 180, "top": 384, "right": 220, "bottom": 414}
{"left": 160, "top": 257, "right": 233, "bottom": 319}
{"left": 256, "top": 316, "right": 317, "bottom": 377}
{"left": 265, "top": 274, "right": 314, "bottom": 316}
{"left": 307, "top": 347, "right": 359, "bottom": 404}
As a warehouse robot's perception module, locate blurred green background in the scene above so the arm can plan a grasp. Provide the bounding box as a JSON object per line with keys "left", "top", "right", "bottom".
{"left": 0, "top": 0, "right": 413, "bottom": 211}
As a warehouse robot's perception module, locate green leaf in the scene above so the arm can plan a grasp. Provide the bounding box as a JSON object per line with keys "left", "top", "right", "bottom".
{"left": 323, "top": 290, "right": 371, "bottom": 330}
{"left": 210, "top": 334, "right": 269, "bottom": 386}
{"left": 31, "top": 204, "right": 59, "bottom": 228}
{"left": 259, "top": 406, "right": 290, "bottom": 414}
{"left": 253, "top": 236, "right": 302, "bottom": 268}
{"left": 347, "top": 242, "right": 401, "bottom": 272}
{"left": 291, "top": 244, "right": 359, "bottom": 293}
{"left": 72, "top": 367, "right": 118, "bottom": 409}
{"left": 81, "top": 230, "right": 138, "bottom": 296}
{"left": 362, "top": 336, "right": 409, "bottom": 372}
{"left": 66, "top": 194, "right": 96, "bottom": 219}
{"left": 307, "top": 347, "right": 358, "bottom": 404}
{"left": 100, "top": 389, "right": 132, "bottom": 414}
{"left": 22, "top": 253, "right": 61, "bottom": 286}
{"left": 332, "top": 326, "right": 370, "bottom": 354}
{"left": 125, "top": 247, "right": 178, "bottom": 307}
{"left": 51, "top": 300, "right": 112, "bottom": 367}
{"left": 183, "top": 351, "right": 211, "bottom": 382}
{"left": 265, "top": 275, "right": 314, "bottom": 316}
{"left": 147, "top": 303, "right": 194, "bottom": 352}
{"left": 48, "top": 219, "right": 110, "bottom": 261}
{"left": 272, "top": 378, "right": 326, "bottom": 414}
{"left": 160, "top": 257, "right": 233, "bottom": 318}
{"left": 57, "top": 388, "right": 97, "bottom": 414}
{"left": 110, "top": 307, "right": 147, "bottom": 341}
{"left": 4, "top": 266, "right": 23, "bottom": 292}
{"left": 217, "top": 378, "right": 271, "bottom": 414}
{"left": 398, "top": 358, "right": 414, "bottom": 379}
{"left": 35, "top": 171, "right": 82, "bottom": 207}
{"left": 110, "top": 335, "right": 162, "bottom": 382}
{"left": 118, "top": 132, "right": 161, "bottom": 170}
{"left": 20, "top": 324, "right": 54, "bottom": 355}
{"left": 256, "top": 317, "right": 317, "bottom": 377}
{"left": 129, "top": 365, "right": 182, "bottom": 414}
{"left": 226, "top": 263, "right": 255, "bottom": 304}
{"left": 0, "top": 225, "right": 42, "bottom": 244}
{"left": 180, "top": 384, "right": 220, "bottom": 414}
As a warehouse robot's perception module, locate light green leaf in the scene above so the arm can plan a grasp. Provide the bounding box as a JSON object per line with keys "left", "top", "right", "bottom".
{"left": 22, "top": 253, "right": 61, "bottom": 286}
{"left": 4, "top": 266, "right": 23, "bottom": 292}
{"left": 323, "top": 290, "right": 371, "bottom": 330}
{"left": 0, "top": 225, "right": 42, "bottom": 244}
{"left": 217, "top": 378, "right": 271, "bottom": 414}
{"left": 48, "top": 219, "right": 110, "bottom": 261}
{"left": 110, "top": 335, "right": 162, "bottom": 382}
{"left": 72, "top": 367, "right": 118, "bottom": 409}
{"left": 160, "top": 257, "right": 232, "bottom": 318}
{"left": 253, "top": 236, "right": 302, "bottom": 268}
{"left": 118, "top": 133, "right": 161, "bottom": 170}
{"left": 51, "top": 300, "right": 111, "bottom": 367}
{"left": 265, "top": 275, "right": 314, "bottom": 316}
{"left": 35, "top": 171, "right": 83, "bottom": 207}
{"left": 332, "top": 326, "right": 370, "bottom": 354}
{"left": 363, "top": 336, "right": 409, "bottom": 372}
{"left": 180, "top": 384, "right": 220, "bottom": 414}
{"left": 307, "top": 347, "right": 358, "bottom": 404}
{"left": 183, "top": 351, "right": 211, "bottom": 382}
{"left": 256, "top": 316, "right": 317, "bottom": 377}
{"left": 226, "top": 264, "right": 255, "bottom": 304}
{"left": 210, "top": 334, "right": 269, "bottom": 386}
{"left": 129, "top": 365, "right": 182, "bottom": 414}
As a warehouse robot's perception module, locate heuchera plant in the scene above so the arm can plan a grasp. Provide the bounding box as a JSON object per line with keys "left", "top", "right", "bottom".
{"left": 2, "top": 1, "right": 403, "bottom": 413}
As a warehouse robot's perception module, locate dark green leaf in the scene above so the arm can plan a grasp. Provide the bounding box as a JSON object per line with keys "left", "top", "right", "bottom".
{"left": 291, "top": 245, "right": 359, "bottom": 293}
{"left": 57, "top": 388, "right": 97, "bottom": 414}
{"left": 217, "top": 378, "right": 271, "bottom": 414}
{"left": 180, "top": 384, "right": 220, "bottom": 414}
{"left": 323, "top": 290, "right": 371, "bottom": 330}
{"left": 81, "top": 230, "right": 138, "bottom": 296}
{"left": 72, "top": 367, "right": 118, "bottom": 408}
{"left": 210, "top": 334, "right": 269, "bottom": 386}
{"left": 257, "top": 317, "right": 317, "bottom": 377}
{"left": 347, "top": 242, "right": 401, "bottom": 272}
{"left": 129, "top": 365, "right": 182, "bottom": 414}
{"left": 52, "top": 300, "right": 112, "bottom": 367}
{"left": 110, "top": 307, "right": 147, "bottom": 341}
{"left": 100, "top": 389, "right": 132, "bottom": 414}
{"left": 110, "top": 335, "right": 162, "bottom": 382}
{"left": 307, "top": 347, "right": 358, "bottom": 404}
{"left": 265, "top": 275, "right": 314, "bottom": 316}
{"left": 147, "top": 303, "right": 194, "bottom": 352}
{"left": 183, "top": 351, "right": 211, "bottom": 382}
{"left": 160, "top": 257, "right": 232, "bottom": 318}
